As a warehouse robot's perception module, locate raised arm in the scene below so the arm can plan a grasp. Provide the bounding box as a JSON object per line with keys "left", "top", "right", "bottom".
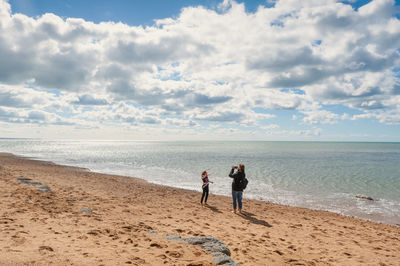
{"left": 229, "top": 168, "right": 236, "bottom": 178}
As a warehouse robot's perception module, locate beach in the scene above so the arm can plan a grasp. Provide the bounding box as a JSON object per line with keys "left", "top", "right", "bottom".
{"left": 0, "top": 152, "right": 399, "bottom": 265}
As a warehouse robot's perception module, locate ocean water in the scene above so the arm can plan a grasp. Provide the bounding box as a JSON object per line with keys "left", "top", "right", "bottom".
{"left": 1, "top": 139, "right": 399, "bottom": 225}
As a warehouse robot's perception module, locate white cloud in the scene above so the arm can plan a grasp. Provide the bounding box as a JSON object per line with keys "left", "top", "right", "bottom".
{"left": 352, "top": 110, "right": 400, "bottom": 125}
{"left": 0, "top": 0, "right": 399, "bottom": 139}
{"left": 72, "top": 94, "right": 109, "bottom": 106}
{"left": 301, "top": 109, "right": 341, "bottom": 124}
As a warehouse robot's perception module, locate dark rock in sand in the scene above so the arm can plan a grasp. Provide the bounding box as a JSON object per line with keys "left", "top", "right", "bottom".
{"left": 212, "top": 253, "right": 235, "bottom": 265}
{"left": 79, "top": 208, "right": 93, "bottom": 213}
{"left": 16, "top": 178, "right": 42, "bottom": 186}
{"left": 187, "top": 236, "right": 231, "bottom": 256}
{"left": 165, "top": 234, "right": 184, "bottom": 242}
{"left": 356, "top": 195, "right": 374, "bottom": 201}
{"left": 16, "top": 177, "right": 50, "bottom": 192}
{"left": 37, "top": 185, "right": 51, "bottom": 193}
{"left": 166, "top": 235, "right": 238, "bottom": 265}
{"left": 16, "top": 178, "right": 33, "bottom": 184}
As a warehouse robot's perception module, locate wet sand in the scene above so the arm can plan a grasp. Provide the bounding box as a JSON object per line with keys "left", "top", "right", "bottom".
{"left": 0, "top": 152, "right": 399, "bottom": 265}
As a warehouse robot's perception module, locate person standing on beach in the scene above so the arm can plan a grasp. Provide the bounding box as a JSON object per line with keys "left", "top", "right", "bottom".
{"left": 229, "top": 164, "right": 245, "bottom": 214}
{"left": 201, "top": 170, "right": 213, "bottom": 206}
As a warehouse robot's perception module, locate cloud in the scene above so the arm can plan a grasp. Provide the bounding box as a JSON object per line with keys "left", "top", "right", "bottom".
{"left": 0, "top": 90, "right": 31, "bottom": 108}
{"left": 0, "top": 85, "right": 57, "bottom": 108}
{"left": 303, "top": 69, "right": 399, "bottom": 112}
{"left": 183, "top": 93, "right": 232, "bottom": 106}
{"left": 301, "top": 109, "right": 341, "bottom": 124}
{"left": 191, "top": 110, "right": 246, "bottom": 122}
{"left": 0, "top": 0, "right": 399, "bottom": 139}
{"left": 0, "top": 106, "right": 75, "bottom": 125}
{"left": 247, "top": 46, "right": 323, "bottom": 72}
{"left": 352, "top": 109, "right": 400, "bottom": 125}
{"left": 73, "top": 94, "right": 109, "bottom": 105}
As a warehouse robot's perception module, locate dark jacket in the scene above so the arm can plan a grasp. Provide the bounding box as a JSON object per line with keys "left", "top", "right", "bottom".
{"left": 229, "top": 168, "right": 245, "bottom": 192}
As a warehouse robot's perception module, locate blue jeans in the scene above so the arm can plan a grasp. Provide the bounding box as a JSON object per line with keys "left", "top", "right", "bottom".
{"left": 232, "top": 190, "right": 243, "bottom": 210}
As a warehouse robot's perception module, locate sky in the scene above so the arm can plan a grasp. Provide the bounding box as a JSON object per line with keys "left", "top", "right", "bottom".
{"left": 0, "top": 0, "right": 399, "bottom": 141}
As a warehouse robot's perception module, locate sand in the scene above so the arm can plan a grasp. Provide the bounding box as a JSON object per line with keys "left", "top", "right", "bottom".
{"left": 0, "top": 152, "right": 399, "bottom": 265}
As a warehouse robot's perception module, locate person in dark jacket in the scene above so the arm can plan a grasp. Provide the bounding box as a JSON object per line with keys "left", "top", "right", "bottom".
{"left": 229, "top": 164, "right": 245, "bottom": 214}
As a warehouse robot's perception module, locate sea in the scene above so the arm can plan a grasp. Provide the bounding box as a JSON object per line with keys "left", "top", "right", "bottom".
{"left": 1, "top": 139, "right": 399, "bottom": 225}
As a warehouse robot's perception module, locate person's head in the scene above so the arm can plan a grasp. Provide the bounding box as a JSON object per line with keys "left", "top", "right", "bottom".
{"left": 202, "top": 170, "right": 207, "bottom": 176}
{"left": 238, "top": 164, "right": 245, "bottom": 171}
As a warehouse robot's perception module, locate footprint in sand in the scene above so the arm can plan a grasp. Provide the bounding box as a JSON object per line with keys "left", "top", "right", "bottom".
{"left": 286, "top": 258, "right": 300, "bottom": 264}
{"left": 124, "top": 238, "right": 133, "bottom": 244}
{"left": 166, "top": 250, "right": 183, "bottom": 258}
{"left": 87, "top": 229, "right": 102, "bottom": 236}
{"left": 290, "top": 223, "right": 303, "bottom": 228}
{"left": 11, "top": 235, "right": 27, "bottom": 246}
{"left": 0, "top": 217, "right": 15, "bottom": 224}
{"left": 150, "top": 242, "right": 166, "bottom": 248}
{"left": 157, "top": 254, "right": 167, "bottom": 259}
{"left": 261, "top": 232, "right": 270, "bottom": 238}
{"left": 39, "top": 245, "right": 54, "bottom": 255}
{"left": 255, "top": 238, "right": 265, "bottom": 244}
{"left": 274, "top": 250, "right": 284, "bottom": 256}
{"left": 128, "top": 256, "right": 145, "bottom": 264}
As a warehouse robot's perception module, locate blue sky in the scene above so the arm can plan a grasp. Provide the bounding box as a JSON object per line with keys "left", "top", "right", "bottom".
{"left": 0, "top": 0, "right": 400, "bottom": 141}
{"left": 9, "top": 0, "right": 274, "bottom": 25}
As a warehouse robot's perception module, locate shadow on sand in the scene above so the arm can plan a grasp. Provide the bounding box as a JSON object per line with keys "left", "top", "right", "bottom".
{"left": 204, "top": 204, "right": 223, "bottom": 214}
{"left": 238, "top": 211, "right": 272, "bottom": 227}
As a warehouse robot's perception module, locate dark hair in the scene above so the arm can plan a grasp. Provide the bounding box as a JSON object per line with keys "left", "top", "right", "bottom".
{"left": 239, "top": 164, "right": 245, "bottom": 171}
{"left": 202, "top": 170, "right": 207, "bottom": 176}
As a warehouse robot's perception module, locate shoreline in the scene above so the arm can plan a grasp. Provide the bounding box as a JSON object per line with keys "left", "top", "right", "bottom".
{"left": 8, "top": 151, "right": 399, "bottom": 226}
{"left": 1, "top": 152, "right": 399, "bottom": 265}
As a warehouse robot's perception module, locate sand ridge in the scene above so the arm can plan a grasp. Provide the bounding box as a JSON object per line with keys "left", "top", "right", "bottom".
{"left": 0, "top": 153, "right": 399, "bottom": 265}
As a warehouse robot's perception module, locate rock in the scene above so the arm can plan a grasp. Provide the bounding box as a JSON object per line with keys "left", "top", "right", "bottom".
{"left": 16, "top": 177, "right": 49, "bottom": 192}
{"left": 16, "top": 178, "right": 33, "bottom": 185}
{"left": 212, "top": 253, "right": 236, "bottom": 265}
{"left": 16, "top": 177, "right": 52, "bottom": 193}
{"left": 37, "top": 185, "right": 51, "bottom": 193}
{"left": 16, "top": 178, "right": 42, "bottom": 186}
{"left": 186, "top": 236, "right": 209, "bottom": 245}
{"left": 166, "top": 235, "right": 238, "bottom": 265}
{"left": 79, "top": 208, "right": 93, "bottom": 213}
{"left": 165, "top": 234, "right": 184, "bottom": 242}
{"left": 187, "top": 237, "right": 231, "bottom": 256}
{"left": 356, "top": 195, "right": 374, "bottom": 201}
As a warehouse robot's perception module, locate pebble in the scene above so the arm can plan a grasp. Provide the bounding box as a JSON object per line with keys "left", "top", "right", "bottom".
{"left": 79, "top": 208, "right": 93, "bottom": 213}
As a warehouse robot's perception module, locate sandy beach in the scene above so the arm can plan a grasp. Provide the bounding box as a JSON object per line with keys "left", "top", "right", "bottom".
{"left": 0, "top": 152, "right": 399, "bottom": 265}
